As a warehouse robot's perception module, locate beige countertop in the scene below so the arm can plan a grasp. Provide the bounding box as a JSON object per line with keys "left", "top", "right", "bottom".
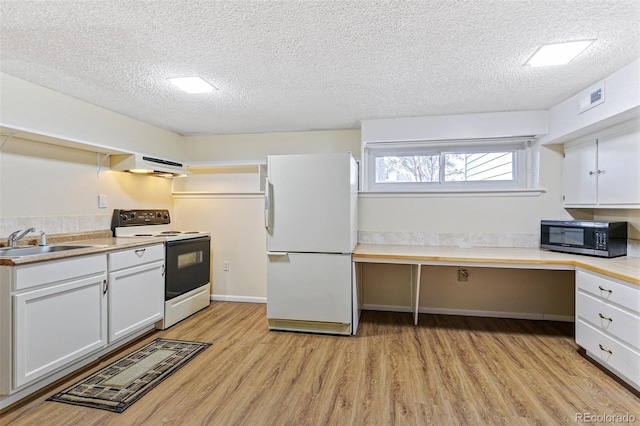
{"left": 354, "top": 244, "right": 640, "bottom": 285}
{"left": 0, "top": 237, "right": 162, "bottom": 267}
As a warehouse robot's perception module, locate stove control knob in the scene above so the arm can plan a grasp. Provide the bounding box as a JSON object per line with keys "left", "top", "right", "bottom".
{"left": 121, "top": 214, "right": 128, "bottom": 221}
{"left": 163, "top": 214, "right": 169, "bottom": 220}
{"left": 156, "top": 212, "right": 162, "bottom": 218}
{"left": 129, "top": 212, "right": 136, "bottom": 219}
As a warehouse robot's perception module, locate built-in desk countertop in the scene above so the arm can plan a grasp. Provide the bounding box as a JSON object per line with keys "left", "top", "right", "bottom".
{"left": 352, "top": 244, "right": 640, "bottom": 325}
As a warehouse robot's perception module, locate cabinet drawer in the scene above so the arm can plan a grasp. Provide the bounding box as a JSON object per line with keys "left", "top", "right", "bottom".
{"left": 576, "top": 319, "right": 640, "bottom": 387}
{"left": 576, "top": 269, "right": 640, "bottom": 314}
{"left": 577, "top": 291, "right": 640, "bottom": 350}
{"left": 14, "top": 254, "right": 107, "bottom": 291}
{"left": 108, "top": 244, "right": 164, "bottom": 271}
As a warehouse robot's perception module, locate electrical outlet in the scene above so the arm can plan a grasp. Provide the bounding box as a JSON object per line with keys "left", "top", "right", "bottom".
{"left": 223, "top": 261, "right": 229, "bottom": 272}
{"left": 458, "top": 268, "right": 469, "bottom": 282}
{"left": 98, "top": 194, "right": 108, "bottom": 209}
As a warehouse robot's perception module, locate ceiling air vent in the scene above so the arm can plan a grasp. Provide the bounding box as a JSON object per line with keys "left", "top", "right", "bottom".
{"left": 578, "top": 84, "right": 605, "bottom": 114}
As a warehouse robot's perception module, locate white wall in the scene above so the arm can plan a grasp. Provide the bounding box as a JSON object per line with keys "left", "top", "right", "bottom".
{"left": 0, "top": 137, "right": 173, "bottom": 237}
{"left": 172, "top": 196, "right": 266, "bottom": 301}
{"left": 183, "top": 129, "right": 361, "bottom": 162}
{"left": 0, "top": 73, "right": 183, "bottom": 160}
{"left": 358, "top": 145, "right": 570, "bottom": 242}
{"left": 361, "top": 110, "right": 548, "bottom": 143}
{"left": 540, "top": 58, "right": 640, "bottom": 145}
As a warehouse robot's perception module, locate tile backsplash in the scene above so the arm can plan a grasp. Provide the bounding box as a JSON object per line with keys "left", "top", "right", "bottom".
{"left": 358, "top": 230, "right": 640, "bottom": 257}
{"left": 2, "top": 219, "right": 638, "bottom": 257}
{"left": 0, "top": 215, "right": 112, "bottom": 238}
{"left": 358, "top": 231, "right": 540, "bottom": 248}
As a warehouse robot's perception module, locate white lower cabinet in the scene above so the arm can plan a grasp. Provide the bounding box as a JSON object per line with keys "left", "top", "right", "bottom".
{"left": 107, "top": 244, "right": 164, "bottom": 343}
{"left": 13, "top": 274, "right": 107, "bottom": 389}
{"left": 0, "top": 243, "right": 165, "bottom": 408}
{"left": 575, "top": 269, "right": 640, "bottom": 391}
{"left": 4, "top": 255, "right": 108, "bottom": 392}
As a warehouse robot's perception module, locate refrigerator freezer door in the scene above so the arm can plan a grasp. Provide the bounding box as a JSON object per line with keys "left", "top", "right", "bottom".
{"left": 266, "top": 153, "right": 357, "bottom": 253}
{"left": 267, "top": 253, "right": 352, "bottom": 331}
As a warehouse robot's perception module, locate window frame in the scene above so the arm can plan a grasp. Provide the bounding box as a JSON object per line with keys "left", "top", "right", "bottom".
{"left": 363, "top": 138, "right": 531, "bottom": 193}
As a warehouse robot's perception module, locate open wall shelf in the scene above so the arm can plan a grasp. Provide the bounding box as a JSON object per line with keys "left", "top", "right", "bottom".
{"left": 172, "top": 160, "right": 267, "bottom": 196}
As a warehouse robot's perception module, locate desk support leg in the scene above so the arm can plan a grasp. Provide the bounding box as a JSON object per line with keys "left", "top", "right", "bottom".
{"left": 413, "top": 264, "right": 422, "bottom": 326}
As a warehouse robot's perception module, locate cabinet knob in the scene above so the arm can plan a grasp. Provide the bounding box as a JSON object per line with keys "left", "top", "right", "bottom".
{"left": 597, "top": 169, "right": 604, "bottom": 175}
{"left": 588, "top": 171, "right": 595, "bottom": 176}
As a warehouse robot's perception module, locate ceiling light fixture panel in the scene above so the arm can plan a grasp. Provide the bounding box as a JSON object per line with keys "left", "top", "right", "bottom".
{"left": 167, "top": 76, "right": 217, "bottom": 93}
{"left": 525, "top": 40, "right": 596, "bottom": 67}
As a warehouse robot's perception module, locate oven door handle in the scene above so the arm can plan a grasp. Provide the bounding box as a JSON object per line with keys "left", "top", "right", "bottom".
{"left": 165, "top": 236, "right": 211, "bottom": 246}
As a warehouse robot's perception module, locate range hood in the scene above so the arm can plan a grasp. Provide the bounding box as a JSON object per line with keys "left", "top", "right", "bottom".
{"left": 110, "top": 154, "right": 190, "bottom": 178}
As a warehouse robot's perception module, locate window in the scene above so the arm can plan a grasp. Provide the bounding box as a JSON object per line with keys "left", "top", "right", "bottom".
{"left": 364, "top": 138, "right": 532, "bottom": 192}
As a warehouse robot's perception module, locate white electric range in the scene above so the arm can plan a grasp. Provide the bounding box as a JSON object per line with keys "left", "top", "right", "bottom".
{"left": 112, "top": 209, "right": 211, "bottom": 329}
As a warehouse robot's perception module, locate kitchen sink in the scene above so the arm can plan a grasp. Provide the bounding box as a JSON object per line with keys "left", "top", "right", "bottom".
{"left": 0, "top": 245, "right": 97, "bottom": 258}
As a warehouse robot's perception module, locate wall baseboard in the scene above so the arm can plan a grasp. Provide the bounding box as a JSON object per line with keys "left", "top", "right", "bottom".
{"left": 362, "top": 304, "right": 412, "bottom": 313}
{"left": 210, "top": 299, "right": 574, "bottom": 322}
{"left": 211, "top": 295, "right": 267, "bottom": 304}
{"left": 542, "top": 313, "right": 575, "bottom": 322}
{"left": 362, "top": 304, "right": 574, "bottom": 322}
{"left": 419, "top": 307, "right": 574, "bottom": 322}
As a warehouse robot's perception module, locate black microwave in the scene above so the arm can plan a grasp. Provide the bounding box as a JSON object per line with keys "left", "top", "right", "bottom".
{"left": 540, "top": 220, "right": 627, "bottom": 258}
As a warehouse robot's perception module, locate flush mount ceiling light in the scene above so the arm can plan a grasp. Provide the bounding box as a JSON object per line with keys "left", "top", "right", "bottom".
{"left": 524, "top": 40, "right": 596, "bottom": 67}
{"left": 167, "top": 76, "right": 217, "bottom": 93}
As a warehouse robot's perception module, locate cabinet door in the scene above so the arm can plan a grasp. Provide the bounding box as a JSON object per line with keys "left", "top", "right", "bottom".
{"left": 108, "top": 261, "right": 164, "bottom": 343}
{"left": 597, "top": 129, "right": 640, "bottom": 205}
{"left": 13, "top": 274, "right": 107, "bottom": 389}
{"left": 563, "top": 140, "right": 597, "bottom": 205}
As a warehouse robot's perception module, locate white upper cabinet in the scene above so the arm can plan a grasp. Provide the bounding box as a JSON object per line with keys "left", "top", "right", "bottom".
{"left": 563, "top": 121, "right": 640, "bottom": 208}
{"left": 563, "top": 140, "right": 598, "bottom": 205}
{"left": 597, "top": 128, "right": 640, "bottom": 205}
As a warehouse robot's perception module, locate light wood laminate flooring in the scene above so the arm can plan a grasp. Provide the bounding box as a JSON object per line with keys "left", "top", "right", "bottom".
{"left": 2, "top": 302, "right": 638, "bottom": 425}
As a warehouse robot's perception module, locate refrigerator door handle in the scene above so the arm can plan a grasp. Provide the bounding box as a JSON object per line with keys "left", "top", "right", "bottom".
{"left": 264, "top": 176, "right": 272, "bottom": 231}
{"left": 267, "top": 251, "right": 289, "bottom": 256}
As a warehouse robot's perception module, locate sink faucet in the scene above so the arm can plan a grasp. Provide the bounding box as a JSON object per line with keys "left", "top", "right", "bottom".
{"left": 7, "top": 228, "right": 35, "bottom": 247}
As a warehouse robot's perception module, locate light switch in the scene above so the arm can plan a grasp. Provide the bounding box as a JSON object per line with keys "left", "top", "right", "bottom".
{"left": 98, "top": 194, "right": 108, "bottom": 209}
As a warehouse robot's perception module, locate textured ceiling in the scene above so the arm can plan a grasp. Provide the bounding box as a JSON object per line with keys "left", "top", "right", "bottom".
{"left": 1, "top": 1, "right": 639, "bottom": 136}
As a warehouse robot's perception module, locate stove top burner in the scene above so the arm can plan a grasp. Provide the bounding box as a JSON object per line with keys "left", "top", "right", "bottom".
{"left": 112, "top": 209, "right": 209, "bottom": 241}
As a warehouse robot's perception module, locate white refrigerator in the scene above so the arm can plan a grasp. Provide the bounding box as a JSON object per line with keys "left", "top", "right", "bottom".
{"left": 265, "top": 153, "right": 359, "bottom": 335}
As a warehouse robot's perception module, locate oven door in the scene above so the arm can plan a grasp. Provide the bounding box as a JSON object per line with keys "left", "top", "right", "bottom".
{"left": 165, "top": 236, "right": 211, "bottom": 301}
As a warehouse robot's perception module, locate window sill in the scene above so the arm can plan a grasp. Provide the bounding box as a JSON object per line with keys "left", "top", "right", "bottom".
{"left": 358, "top": 188, "right": 546, "bottom": 198}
